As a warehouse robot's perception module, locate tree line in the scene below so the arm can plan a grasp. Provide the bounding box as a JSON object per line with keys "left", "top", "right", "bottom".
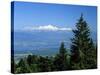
{"left": 11, "top": 14, "right": 97, "bottom": 74}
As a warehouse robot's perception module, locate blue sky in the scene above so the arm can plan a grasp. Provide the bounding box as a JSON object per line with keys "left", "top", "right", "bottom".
{"left": 13, "top": 1, "right": 97, "bottom": 32}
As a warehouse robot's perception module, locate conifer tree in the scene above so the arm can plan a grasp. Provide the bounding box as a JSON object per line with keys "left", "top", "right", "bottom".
{"left": 54, "top": 42, "right": 68, "bottom": 70}
{"left": 27, "top": 55, "right": 33, "bottom": 66}
{"left": 70, "top": 14, "right": 97, "bottom": 69}
{"left": 37, "top": 56, "right": 52, "bottom": 72}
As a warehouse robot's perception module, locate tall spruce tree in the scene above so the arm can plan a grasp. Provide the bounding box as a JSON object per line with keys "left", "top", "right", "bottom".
{"left": 70, "top": 14, "right": 97, "bottom": 69}
{"left": 54, "top": 42, "right": 68, "bottom": 70}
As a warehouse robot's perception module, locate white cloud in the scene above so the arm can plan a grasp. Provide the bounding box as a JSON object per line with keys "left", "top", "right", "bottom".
{"left": 23, "top": 24, "right": 72, "bottom": 31}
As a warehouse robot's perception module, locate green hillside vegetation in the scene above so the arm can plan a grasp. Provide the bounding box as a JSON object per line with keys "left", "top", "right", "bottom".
{"left": 11, "top": 14, "right": 97, "bottom": 74}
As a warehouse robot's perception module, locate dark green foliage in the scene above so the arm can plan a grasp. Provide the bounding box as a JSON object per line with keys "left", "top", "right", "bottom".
{"left": 37, "top": 56, "right": 52, "bottom": 72}
{"left": 27, "top": 55, "right": 38, "bottom": 65}
{"left": 85, "top": 39, "right": 97, "bottom": 69}
{"left": 14, "top": 42, "right": 69, "bottom": 73}
{"left": 70, "top": 14, "right": 97, "bottom": 69}
{"left": 53, "top": 42, "right": 69, "bottom": 71}
{"left": 26, "top": 55, "right": 39, "bottom": 72}
{"left": 16, "top": 59, "right": 30, "bottom": 73}
{"left": 27, "top": 55, "right": 33, "bottom": 65}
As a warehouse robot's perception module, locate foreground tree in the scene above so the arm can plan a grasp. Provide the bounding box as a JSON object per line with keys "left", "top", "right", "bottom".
{"left": 54, "top": 42, "right": 68, "bottom": 70}
{"left": 26, "top": 55, "right": 39, "bottom": 72}
{"left": 37, "top": 56, "right": 52, "bottom": 72}
{"left": 70, "top": 14, "right": 97, "bottom": 69}
{"left": 16, "top": 59, "right": 30, "bottom": 73}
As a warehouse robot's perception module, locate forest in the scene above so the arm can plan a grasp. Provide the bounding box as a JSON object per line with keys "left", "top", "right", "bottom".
{"left": 11, "top": 14, "right": 97, "bottom": 73}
